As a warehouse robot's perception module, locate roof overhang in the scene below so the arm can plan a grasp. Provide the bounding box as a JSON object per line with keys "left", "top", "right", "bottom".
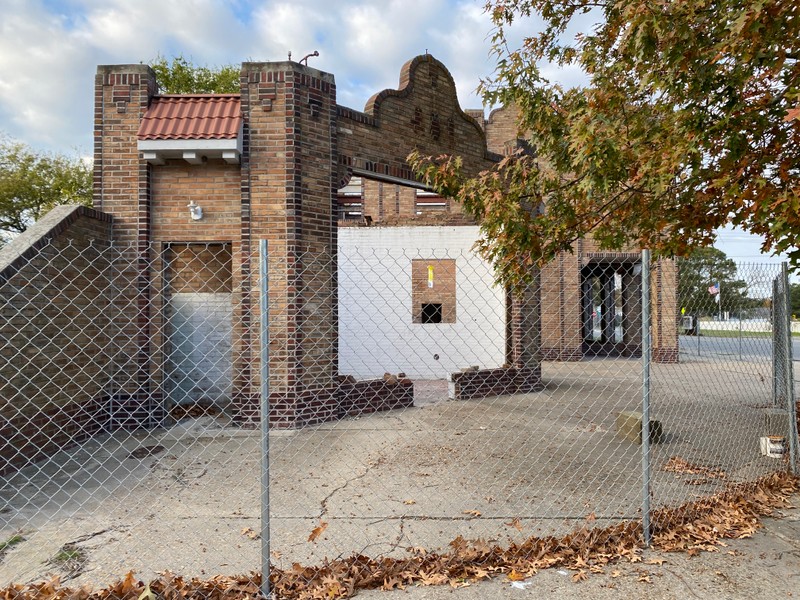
{"left": 138, "top": 128, "right": 243, "bottom": 165}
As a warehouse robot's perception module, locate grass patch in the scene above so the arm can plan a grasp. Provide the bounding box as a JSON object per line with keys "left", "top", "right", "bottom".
{"left": 0, "top": 534, "right": 24, "bottom": 553}
{"left": 49, "top": 543, "right": 88, "bottom": 580}
{"left": 52, "top": 546, "right": 84, "bottom": 563}
{"left": 0, "top": 534, "right": 24, "bottom": 563}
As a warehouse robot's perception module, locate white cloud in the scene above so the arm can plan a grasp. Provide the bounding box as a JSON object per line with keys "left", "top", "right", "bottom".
{"left": 0, "top": 0, "right": 580, "bottom": 152}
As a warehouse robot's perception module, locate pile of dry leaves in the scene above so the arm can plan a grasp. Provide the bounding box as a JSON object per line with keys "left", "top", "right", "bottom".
{"left": 1, "top": 472, "right": 796, "bottom": 600}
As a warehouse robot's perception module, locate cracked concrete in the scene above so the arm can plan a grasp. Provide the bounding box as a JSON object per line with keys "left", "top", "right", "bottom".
{"left": 0, "top": 360, "right": 798, "bottom": 599}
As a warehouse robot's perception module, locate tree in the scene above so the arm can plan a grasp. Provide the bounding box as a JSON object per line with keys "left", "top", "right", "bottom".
{"left": 677, "top": 247, "right": 750, "bottom": 317}
{"left": 790, "top": 283, "right": 800, "bottom": 318}
{"left": 148, "top": 55, "right": 239, "bottom": 94}
{"left": 410, "top": 0, "right": 800, "bottom": 286}
{"left": 0, "top": 139, "right": 92, "bottom": 244}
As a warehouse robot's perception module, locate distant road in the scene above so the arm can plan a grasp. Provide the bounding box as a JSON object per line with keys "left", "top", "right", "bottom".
{"left": 679, "top": 334, "right": 800, "bottom": 360}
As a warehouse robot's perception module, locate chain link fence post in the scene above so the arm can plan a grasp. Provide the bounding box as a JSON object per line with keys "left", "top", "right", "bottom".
{"left": 259, "top": 239, "right": 271, "bottom": 598}
{"left": 782, "top": 263, "right": 799, "bottom": 476}
{"left": 640, "top": 249, "right": 652, "bottom": 547}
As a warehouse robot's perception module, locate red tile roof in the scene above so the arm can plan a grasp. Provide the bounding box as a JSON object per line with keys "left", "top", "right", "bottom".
{"left": 137, "top": 95, "right": 241, "bottom": 140}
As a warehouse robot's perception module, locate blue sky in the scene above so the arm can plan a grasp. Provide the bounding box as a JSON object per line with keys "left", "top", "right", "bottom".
{"left": 0, "top": 0, "right": 793, "bottom": 267}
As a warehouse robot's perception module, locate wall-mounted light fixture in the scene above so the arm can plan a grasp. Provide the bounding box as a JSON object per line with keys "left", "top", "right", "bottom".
{"left": 187, "top": 200, "right": 203, "bottom": 221}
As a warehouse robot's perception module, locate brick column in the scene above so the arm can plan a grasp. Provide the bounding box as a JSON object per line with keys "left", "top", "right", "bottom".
{"left": 652, "top": 258, "right": 680, "bottom": 363}
{"left": 239, "top": 61, "right": 340, "bottom": 427}
{"left": 94, "top": 64, "right": 162, "bottom": 428}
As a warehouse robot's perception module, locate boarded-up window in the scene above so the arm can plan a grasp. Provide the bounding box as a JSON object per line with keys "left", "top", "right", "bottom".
{"left": 412, "top": 259, "right": 456, "bottom": 323}
{"left": 165, "top": 243, "right": 232, "bottom": 293}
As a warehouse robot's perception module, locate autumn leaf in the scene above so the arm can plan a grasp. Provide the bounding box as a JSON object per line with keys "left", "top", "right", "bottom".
{"left": 507, "top": 569, "right": 526, "bottom": 581}
{"left": 240, "top": 527, "right": 259, "bottom": 540}
{"left": 137, "top": 584, "right": 156, "bottom": 600}
{"left": 585, "top": 512, "right": 597, "bottom": 522}
{"left": 462, "top": 510, "right": 481, "bottom": 517}
{"left": 505, "top": 517, "right": 524, "bottom": 531}
{"left": 645, "top": 558, "right": 666, "bottom": 565}
{"left": 571, "top": 570, "right": 588, "bottom": 582}
{"left": 308, "top": 520, "right": 328, "bottom": 543}
{"left": 403, "top": 499, "right": 416, "bottom": 505}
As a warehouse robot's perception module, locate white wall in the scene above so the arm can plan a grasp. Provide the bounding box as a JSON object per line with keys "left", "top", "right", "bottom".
{"left": 338, "top": 226, "right": 506, "bottom": 379}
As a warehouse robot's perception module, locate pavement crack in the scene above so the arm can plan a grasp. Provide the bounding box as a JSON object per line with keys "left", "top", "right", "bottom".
{"left": 318, "top": 455, "right": 384, "bottom": 520}
{"left": 66, "top": 528, "right": 114, "bottom": 545}
{"left": 663, "top": 567, "right": 703, "bottom": 599}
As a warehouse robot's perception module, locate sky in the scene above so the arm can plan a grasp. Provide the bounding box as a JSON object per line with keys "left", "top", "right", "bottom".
{"left": 0, "top": 0, "right": 792, "bottom": 267}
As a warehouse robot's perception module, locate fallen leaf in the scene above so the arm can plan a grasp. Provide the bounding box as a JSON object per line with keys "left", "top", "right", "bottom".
{"left": 572, "top": 570, "right": 588, "bottom": 582}
{"left": 611, "top": 570, "right": 622, "bottom": 578}
{"left": 403, "top": 499, "right": 416, "bottom": 505}
{"left": 240, "top": 527, "right": 259, "bottom": 540}
{"left": 645, "top": 558, "right": 666, "bottom": 565}
{"left": 507, "top": 569, "right": 526, "bottom": 581}
{"left": 137, "top": 584, "right": 155, "bottom": 600}
{"left": 505, "top": 517, "right": 523, "bottom": 531}
{"left": 462, "top": 510, "right": 481, "bottom": 517}
{"left": 586, "top": 512, "right": 596, "bottom": 522}
{"left": 308, "top": 521, "right": 328, "bottom": 543}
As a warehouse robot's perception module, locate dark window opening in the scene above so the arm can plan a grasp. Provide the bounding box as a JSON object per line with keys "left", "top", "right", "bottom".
{"left": 421, "top": 303, "right": 443, "bottom": 324}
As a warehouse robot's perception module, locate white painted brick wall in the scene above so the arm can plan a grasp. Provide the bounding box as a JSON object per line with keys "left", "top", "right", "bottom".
{"left": 338, "top": 227, "right": 506, "bottom": 379}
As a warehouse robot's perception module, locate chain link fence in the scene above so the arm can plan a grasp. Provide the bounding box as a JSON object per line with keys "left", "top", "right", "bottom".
{"left": 1, "top": 237, "right": 797, "bottom": 595}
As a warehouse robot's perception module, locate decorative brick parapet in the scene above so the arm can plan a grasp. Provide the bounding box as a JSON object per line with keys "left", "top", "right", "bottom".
{"left": 448, "top": 366, "right": 543, "bottom": 401}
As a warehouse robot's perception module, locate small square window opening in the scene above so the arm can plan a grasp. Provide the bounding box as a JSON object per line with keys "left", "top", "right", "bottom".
{"left": 421, "top": 303, "right": 443, "bottom": 324}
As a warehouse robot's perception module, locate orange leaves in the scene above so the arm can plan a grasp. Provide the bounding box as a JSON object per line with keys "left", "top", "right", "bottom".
{"left": 663, "top": 456, "right": 727, "bottom": 480}
{"left": 1, "top": 473, "right": 796, "bottom": 600}
{"left": 308, "top": 520, "right": 328, "bottom": 543}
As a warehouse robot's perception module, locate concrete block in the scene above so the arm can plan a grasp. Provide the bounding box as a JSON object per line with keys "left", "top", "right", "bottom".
{"left": 616, "top": 410, "right": 663, "bottom": 444}
{"left": 764, "top": 408, "right": 790, "bottom": 436}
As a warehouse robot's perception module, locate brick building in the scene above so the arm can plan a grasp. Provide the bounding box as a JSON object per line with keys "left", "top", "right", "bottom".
{"left": 88, "top": 54, "right": 543, "bottom": 428}
{"left": 0, "top": 54, "right": 676, "bottom": 474}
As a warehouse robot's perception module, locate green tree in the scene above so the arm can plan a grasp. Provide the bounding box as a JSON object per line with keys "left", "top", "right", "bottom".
{"left": 411, "top": 0, "right": 799, "bottom": 286}
{"left": 678, "top": 248, "right": 749, "bottom": 318}
{"left": 0, "top": 139, "right": 92, "bottom": 244}
{"left": 789, "top": 283, "right": 800, "bottom": 318}
{"left": 148, "top": 55, "right": 239, "bottom": 94}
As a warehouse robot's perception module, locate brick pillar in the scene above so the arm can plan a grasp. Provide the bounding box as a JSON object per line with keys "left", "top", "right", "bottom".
{"left": 239, "top": 61, "right": 339, "bottom": 427}
{"left": 362, "top": 179, "right": 384, "bottom": 221}
{"left": 504, "top": 271, "right": 543, "bottom": 391}
{"left": 94, "top": 64, "right": 162, "bottom": 428}
{"left": 509, "top": 272, "right": 541, "bottom": 369}
{"left": 652, "top": 258, "right": 679, "bottom": 363}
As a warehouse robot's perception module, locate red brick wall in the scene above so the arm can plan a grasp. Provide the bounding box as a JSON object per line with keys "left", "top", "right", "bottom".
{"left": 0, "top": 206, "right": 115, "bottom": 475}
